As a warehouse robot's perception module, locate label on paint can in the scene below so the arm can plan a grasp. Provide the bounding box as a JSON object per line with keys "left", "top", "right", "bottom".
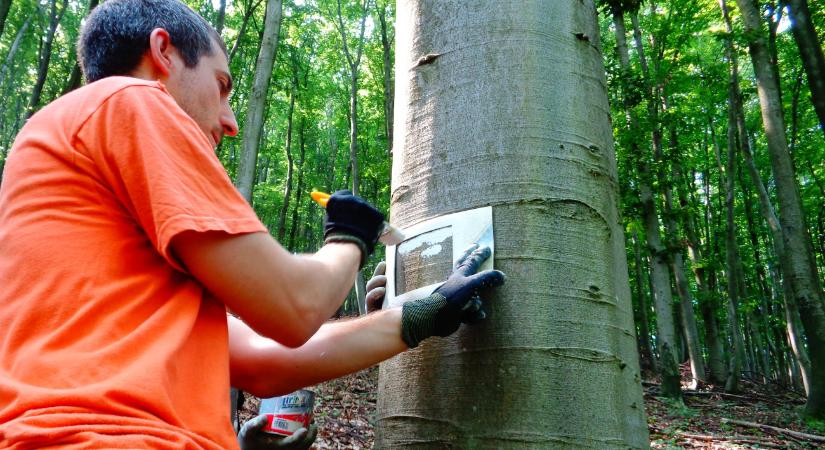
{"left": 258, "top": 389, "right": 315, "bottom": 437}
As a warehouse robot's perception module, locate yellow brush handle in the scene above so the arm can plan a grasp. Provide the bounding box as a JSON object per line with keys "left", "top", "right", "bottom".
{"left": 310, "top": 191, "right": 331, "bottom": 208}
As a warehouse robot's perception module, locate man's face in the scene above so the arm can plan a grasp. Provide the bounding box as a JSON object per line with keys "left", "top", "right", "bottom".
{"left": 165, "top": 41, "right": 237, "bottom": 148}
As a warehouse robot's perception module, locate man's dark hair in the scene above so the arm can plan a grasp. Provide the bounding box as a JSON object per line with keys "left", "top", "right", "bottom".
{"left": 78, "top": 0, "right": 226, "bottom": 82}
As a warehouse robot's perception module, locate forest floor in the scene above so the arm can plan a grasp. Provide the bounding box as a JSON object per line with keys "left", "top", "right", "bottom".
{"left": 239, "top": 363, "right": 825, "bottom": 449}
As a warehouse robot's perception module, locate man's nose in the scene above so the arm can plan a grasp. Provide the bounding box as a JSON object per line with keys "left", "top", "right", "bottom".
{"left": 221, "top": 103, "right": 239, "bottom": 137}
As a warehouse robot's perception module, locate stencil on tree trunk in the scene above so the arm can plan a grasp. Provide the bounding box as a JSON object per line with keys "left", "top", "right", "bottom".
{"left": 385, "top": 206, "right": 493, "bottom": 307}
{"left": 395, "top": 226, "right": 453, "bottom": 295}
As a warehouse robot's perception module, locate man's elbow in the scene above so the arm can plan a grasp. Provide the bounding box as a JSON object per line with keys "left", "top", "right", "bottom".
{"left": 250, "top": 306, "right": 325, "bottom": 348}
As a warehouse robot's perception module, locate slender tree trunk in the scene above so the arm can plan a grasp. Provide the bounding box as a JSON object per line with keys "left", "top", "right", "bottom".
{"left": 632, "top": 230, "right": 656, "bottom": 372}
{"left": 236, "top": 0, "right": 283, "bottom": 203}
{"left": 324, "top": 103, "right": 339, "bottom": 191}
{"left": 0, "top": 0, "right": 11, "bottom": 40}
{"left": 703, "top": 159, "right": 730, "bottom": 385}
{"left": 730, "top": 57, "right": 813, "bottom": 394}
{"left": 27, "top": 0, "right": 66, "bottom": 118}
{"left": 734, "top": 0, "right": 825, "bottom": 419}
{"left": 288, "top": 118, "right": 306, "bottom": 252}
{"left": 740, "top": 174, "right": 778, "bottom": 381}
{"left": 0, "top": 14, "right": 28, "bottom": 81}
{"left": 612, "top": 6, "right": 681, "bottom": 400}
{"left": 334, "top": 0, "right": 370, "bottom": 315}
{"left": 787, "top": 0, "right": 825, "bottom": 139}
{"left": 229, "top": 0, "right": 263, "bottom": 64}
{"left": 717, "top": 97, "right": 745, "bottom": 393}
{"left": 663, "top": 124, "right": 706, "bottom": 387}
{"left": 61, "top": 0, "right": 99, "bottom": 95}
{"left": 277, "top": 83, "right": 297, "bottom": 241}
{"left": 682, "top": 142, "right": 727, "bottom": 384}
{"left": 376, "top": 0, "right": 393, "bottom": 156}
{"left": 377, "top": 2, "right": 648, "bottom": 447}
{"left": 216, "top": 0, "right": 227, "bottom": 35}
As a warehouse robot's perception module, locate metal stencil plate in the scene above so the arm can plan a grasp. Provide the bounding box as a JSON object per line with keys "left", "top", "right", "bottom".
{"left": 385, "top": 206, "right": 493, "bottom": 307}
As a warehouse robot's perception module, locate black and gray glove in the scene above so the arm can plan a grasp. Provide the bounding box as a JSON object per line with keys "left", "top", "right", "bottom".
{"left": 365, "top": 261, "right": 387, "bottom": 313}
{"left": 323, "top": 190, "right": 385, "bottom": 268}
{"left": 237, "top": 415, "right": 318, "bottom": 450}
{"left": 401, "top": 244, "right": 505, "bottom": 348}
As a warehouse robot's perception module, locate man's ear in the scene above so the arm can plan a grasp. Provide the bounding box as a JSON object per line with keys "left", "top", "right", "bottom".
{"left": 147, "top": 28, "right": 175, "bottom": 77}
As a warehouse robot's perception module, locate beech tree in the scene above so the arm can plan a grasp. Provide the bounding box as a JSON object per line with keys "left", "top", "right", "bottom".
{"left": 376, "top": 1, "right": 648, "bottom": 447}
{"left": 236, "top": 0, "right": 283, "bottom": 203}
{"left": 0, "top": 0, "right": 11, "bottom": 39}
{"left": 733, "top": 0, "right": 825, "bottom": 419}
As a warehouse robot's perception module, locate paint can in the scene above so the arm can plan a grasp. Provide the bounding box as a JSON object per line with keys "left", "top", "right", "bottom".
{"left": 258, "top": 389, "right": 315, "bottom": 436}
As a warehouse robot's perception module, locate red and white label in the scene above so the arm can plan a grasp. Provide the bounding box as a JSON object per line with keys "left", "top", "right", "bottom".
{"left": 263, "top": 413, "right": 312, "bottom": 437}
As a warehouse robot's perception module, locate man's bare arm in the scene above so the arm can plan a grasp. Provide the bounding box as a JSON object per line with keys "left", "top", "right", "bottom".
{"left": 227, "top": 311, "right": 407, "bottom": 397}
{"left": 172, "top": 231, "right": 360, "bottom": 347}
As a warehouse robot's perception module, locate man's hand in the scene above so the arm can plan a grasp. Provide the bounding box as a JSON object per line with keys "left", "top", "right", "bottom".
{"left": 366, "top": 261, "right": 387, "bottom": 313}
{"left": 323, "top": 190, "right": 385, "bottom": 268}
{"left": 401, "top": 244, "right": 505, "bottom": 348}
{"left": 237, "top": 415, "right": 318, "bottom": 450}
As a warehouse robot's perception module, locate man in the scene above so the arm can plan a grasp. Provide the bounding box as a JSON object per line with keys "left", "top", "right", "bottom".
{"left": 0, "top": 1, "right": 504, "bottom": 449}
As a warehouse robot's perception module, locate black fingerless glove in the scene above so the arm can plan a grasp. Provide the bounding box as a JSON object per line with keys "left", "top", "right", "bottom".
{"left": 323, "top": 190, "right": 385, "bottom": 268}
{"left": 400, "top": 245, "right": 506, "bottom": 348}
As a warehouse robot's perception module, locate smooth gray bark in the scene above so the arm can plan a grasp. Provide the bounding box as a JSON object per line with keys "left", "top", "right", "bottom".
{"left": 718, "top": 4, "right": 813, "bottom": 391}
{"left": 333, "top": 0, "right": 370, "bottom": 315}
{"left": 734, "top": 0, "right": 825, "bottom": 419}
{"left": 632, "top": 230, "right": 656, "bottom": 371}
{"left": 288, "top": 119, "right": 306, "bottom": 252}
{"left": 684, "top": 137, "right": 727, "bottom": 384}
{"left": 276, "top": 81, "right": 297, "bottom": 242}
{"left": 236, "top": 0, "right": 283, "bottom": 203}
{"left": 376, "top": 1, "right": 648, "bottom": 447}
{"left": 717, "top": 98, "right": 745, "bottom": 393}
{"left": 376, "top": 0, "right": 394, "bottom": 156}
{"left": 663, "top": 123, "right": 706, "bottom": 387}
{"left": 613, "top": 6, "right": 681, "bottom": 400}
{"left": 787, "top": 0, "right": 825, "bottom": 138}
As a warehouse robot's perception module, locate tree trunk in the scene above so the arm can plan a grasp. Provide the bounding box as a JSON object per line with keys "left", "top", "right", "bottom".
{"left": 376, "top": 0, "right": 393, "bottom": 156}
{"left": 324, "top": 103, "right": 339, "bottom": 191}
{"left": 787, "top": 0, "right": 825, "bottom": 139}
{"left": 682, "top": 143, "right": 727, "bottom": 384}
{"left": 734, "top": 0, "right": 825, "bottom": 419}
{"left": 663, "top": 124, "right": 706, "bottom": 387}
{"left": 276, "top": 83, "right": 296, "bottom": 242}
{"left": 721, "top": 19, "right": 814, "bottom": 392}
{"left": 288, "top": 118, "right": 306, "bottom": 252}
{"left": 61, "top": 0, "right": 99, "bottom": 96}
{"left": 0, "top": 0, "right": 11, "bottom": 40}
{"left": 702, "top": 157, "right": 730, "bottom": 386}
{"left": 740, "top": 174, "right": 778, "bottom": 382}
{"left": 334, "top": 0, "right": 370, "bottom": 315}
{"left": 216, "top": 0, "right": 227, "bottom": 35}
{"left": 27, "top": 0, "right": 66, "bottom": 118}
{"left": 613, "top": 5, "right": 681, "bottom": 401}
{"left": 716, "top": 96, "right": 745, "bottom": 393}
{"left": 632, "top": 230, "right": 656, "bottom": 372}
{"left": 0, "top": 14, "right": 30, "bottom": 97}
{"left": 376, "top": 1, "right": 648, "bottom": 447}
{"left": 235, "top": 0, "right": 283, "bottom": 204}
{"left": 229, "top": 0, "right": 263, "bottom": 64}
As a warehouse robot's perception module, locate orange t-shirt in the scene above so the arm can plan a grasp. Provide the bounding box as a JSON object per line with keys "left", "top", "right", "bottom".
{"left": 0, "top": 77, "right": 266, "bottom": 449}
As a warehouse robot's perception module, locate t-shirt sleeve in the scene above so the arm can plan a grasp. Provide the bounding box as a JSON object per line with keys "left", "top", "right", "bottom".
{"left": 74, "top": 83, "right": 266, "bottom": 271}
